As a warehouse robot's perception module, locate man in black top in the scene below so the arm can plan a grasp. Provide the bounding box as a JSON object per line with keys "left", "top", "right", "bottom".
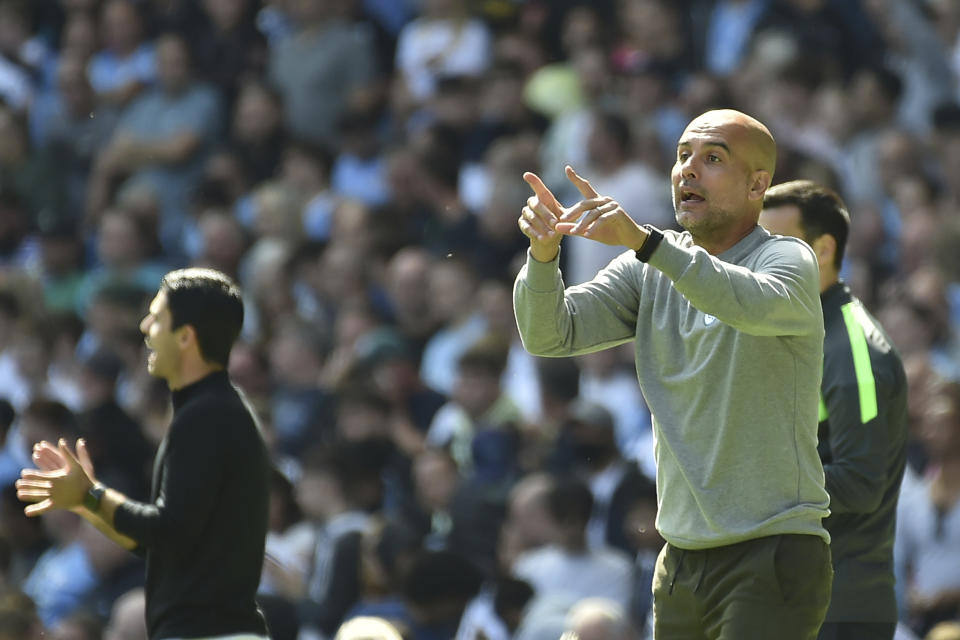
{"left": 17, "top": 268, "right": 271, "bottom": 640}
{"left": 760, "top": 181, "right": 908, "bottom": 640}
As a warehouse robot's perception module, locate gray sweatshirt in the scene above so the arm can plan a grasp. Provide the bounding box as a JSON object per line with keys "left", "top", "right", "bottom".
{"left": 514, "top": 226, "right": 830, "bottom": 549}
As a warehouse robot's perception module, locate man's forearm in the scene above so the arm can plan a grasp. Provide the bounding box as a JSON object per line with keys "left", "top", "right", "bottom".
{"left": 75, "top": 487, "right": 138, "bottom": 550}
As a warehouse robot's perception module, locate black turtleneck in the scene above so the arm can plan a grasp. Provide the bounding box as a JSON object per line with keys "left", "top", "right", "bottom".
{"left": 114, "top": 370, "right": 271, "bottom": 639}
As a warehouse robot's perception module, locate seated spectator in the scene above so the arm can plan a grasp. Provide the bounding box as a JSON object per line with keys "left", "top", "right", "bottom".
{"left": 279, "top": 141, "right": 337, "bottom": 241}
{"left": 383, "top": 247, "right": 439, "bottom": 359}
{"left": 352, "top": 327, "right": 446, "bottom": 445}
{"left": 896, "top": 379, "right": 960, "bottom": 636}
{"left": 229, "top": 79, "right": 288, "bottom": 186}
{"left": 88, "top": 0, "right": 156, "bottom": 107}
{"left": 401, "top": 549, "right": 484, "bottom": 640}
{"left": 454, "top": 576, "right": 533, "bottom": 640}
{"left": 266, "top": 316, "right": 333, "bottom": 455}
{"left": 288, "top": 444, "right": 377, "bottom": 639}
{"left": 577, "top": 347, "right": 653, "bottom": 474}
{"left": 260, "top": 468, "right": 315, "bottom": 597}
{"left": 74, "top": 208, "right": 169, "bottom": 315}
{"left": 419, "top": 257, "right": 488, "bottom": 396}
{"left": 268, "top": 0, "right": 377, "bottom": 147}
{"left": 426, "top": 334, "right": 522, "bottom": 472}
{"left": 194, "top": 0, "right": 268, "bottom": 113}
{"left": 36, "top": 54, "right": 120, "bottom": 221}
{"left": 395, "top": 0, "right": 491, "bottom": 101}
{"left": 555, "top": 402, "right": 657, "bottom": 556}
{"left": 402, "top": 448, "right": 505, "bottom": 572}
{"left": 87, "top": 32, "right": 221, "bottom": 258}
{"left": 497, "top": 473, "right": 554, "bottom": 572}
{"left": 512, "top": 478, "right": 633, "bottom": 610}
{"left": 331, "top": 109, "right": 390, "bottom": 208}
{"left": 35, "top": 220, "right": 85, "bottom": 315}
{"left": 0, "top": 399, "right": 79, "bottom": 487}
{"left": 0, "top": 111, "right": 64, "bottom": 236}
{"left": 343, "top": 517, "right": 423, "bottom": 627}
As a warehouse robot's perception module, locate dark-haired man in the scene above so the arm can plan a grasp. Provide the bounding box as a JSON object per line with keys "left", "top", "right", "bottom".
{"left": 760, "top": 181, "right": 908, "bottom": 640}
{"left": 17, "top": 268, "right": 271, "bottom": 640}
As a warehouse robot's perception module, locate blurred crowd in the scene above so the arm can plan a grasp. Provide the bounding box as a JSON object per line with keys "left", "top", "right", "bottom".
{"left": 1, "top": 0, "right": 960, "bottom": 639}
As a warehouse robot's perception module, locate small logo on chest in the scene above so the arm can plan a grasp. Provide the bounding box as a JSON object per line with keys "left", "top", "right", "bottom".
{"left": 704, "top": 314, "right": 717, "bottom": 326}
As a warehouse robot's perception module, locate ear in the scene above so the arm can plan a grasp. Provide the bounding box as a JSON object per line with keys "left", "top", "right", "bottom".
{"left": 176, "top": 324, "right": 197, "bottom": 349}
{"left": 810, "top": 234, "right": 836, "bottom": 269}
{"left": 747, "top": 170, "right": 773, "bottom": 201}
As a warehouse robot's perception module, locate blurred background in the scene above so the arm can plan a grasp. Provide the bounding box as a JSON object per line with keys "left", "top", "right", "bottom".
{"left": 0, "top": 0, "right": 959, "bottom": 639}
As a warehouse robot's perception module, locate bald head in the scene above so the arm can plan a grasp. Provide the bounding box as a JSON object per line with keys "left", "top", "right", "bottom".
{"left": 684, "top": 110, "right": 777, "bottom": 176}
{"left": 672, "top": 109, "right": 778, "bottom": 253}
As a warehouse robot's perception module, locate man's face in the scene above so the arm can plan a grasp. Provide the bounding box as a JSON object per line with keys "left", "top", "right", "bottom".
{"left": 759, "top": 203, "right": 807, "bottom": 241}
{"left": 156, "top": 37, "right": 190, "bottom": 93}
{"left": 140, "top": 291, "right": 181, "bottom": 384}
{"left": 671, "top": 116, "right": 759, "bottom": 238}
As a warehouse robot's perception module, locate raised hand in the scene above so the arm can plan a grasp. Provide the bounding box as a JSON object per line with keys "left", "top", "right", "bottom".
{"left": 32, "top": 440, "right": 64, "bottom": 471}
{"left": 555, "top": 166, "right": 649, "bottom": 250}
{"left": 519, "top": 172, "right": 565, "bottom": 262}
{"left": 17, "top": 439, "right": 96, "bottom": 517}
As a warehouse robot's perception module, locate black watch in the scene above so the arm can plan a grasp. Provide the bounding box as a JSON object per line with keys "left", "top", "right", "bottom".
{"left": 83, "top": 483, "right": 106, "bottom": 512}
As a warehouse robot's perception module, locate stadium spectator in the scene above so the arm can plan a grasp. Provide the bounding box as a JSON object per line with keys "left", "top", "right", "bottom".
{"left": 895, "top": 379, "right": 960, "bottom": 637}
{"left": 292, "top": 443, "right": 376, "bottom": 639}
{"left": 511, "top": 477, "right": 634, "bottom": 610}
{"left": 86, "top": 33, "right": 222, "bottom": 258}
{"left": 88, "top": 0, "right": 155, "bottom": 108}
{"left": 268, "top": 0, "right": 378, "bottom": 147}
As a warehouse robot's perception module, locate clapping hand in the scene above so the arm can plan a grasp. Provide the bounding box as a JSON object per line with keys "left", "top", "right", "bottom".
{"left": 16, "top": 439, "right": 97, "bottom": 517}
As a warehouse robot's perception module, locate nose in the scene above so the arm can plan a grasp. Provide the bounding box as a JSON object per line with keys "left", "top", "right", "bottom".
{"left": 139, "top": 315, "right": 151, "bottom": 335}
{"left": 679, "top": 156, "right": 698, "bottom": 180}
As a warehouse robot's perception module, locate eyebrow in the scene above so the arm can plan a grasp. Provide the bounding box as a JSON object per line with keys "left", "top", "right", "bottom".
{"left": 677, "top": 140, "right": 732, "bottom": 154}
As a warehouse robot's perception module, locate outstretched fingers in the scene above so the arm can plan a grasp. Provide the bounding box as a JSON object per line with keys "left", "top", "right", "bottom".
{"left": 523, "top": 172, "right": 563, "bottom": 216}
{"left": 33, "top": 440, "right": 64, "bottom": 471}
{"left": 57, "top": 438, "right": 82, "bottom": 469}
{"left": 565, "top": 165, "right": 600, "bottom": 199}
{"left": 557, "top": 200, "right": 621, "bottom": 236}
{"left": 76, "top": 439, "right": 95, "bottom": 477}
{"left": 24, "top": 499, "right": 54, "bottom": 517}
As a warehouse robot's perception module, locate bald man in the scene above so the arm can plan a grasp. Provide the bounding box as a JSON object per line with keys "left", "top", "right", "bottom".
{"left": 513, "top": 110, "right": 832, "bottom": 639}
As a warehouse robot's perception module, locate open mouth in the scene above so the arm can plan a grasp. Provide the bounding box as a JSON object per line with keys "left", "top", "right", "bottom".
{"left": 680, "top": 189, "right": 705, "bottom": 203}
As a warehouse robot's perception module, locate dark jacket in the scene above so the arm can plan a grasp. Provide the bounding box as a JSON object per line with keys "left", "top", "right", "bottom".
{"left": 818, "top": 282, "right": 908, "bottom": 623}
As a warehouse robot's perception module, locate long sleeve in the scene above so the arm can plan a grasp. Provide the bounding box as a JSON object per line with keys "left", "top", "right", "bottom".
{"left": 109, "top": 372, "right": 271, "bottom": 639}
{"left": 514, "top": 227, "right": 829, "bottom": 550}
{"left": 113, "top": 402, "right": 226, "bottom": 551}
{"left": 647, "top": 231, "right": 822, "bottom": 337}
{"left": 513, "top": 248, "right": 642, "bottom": 357}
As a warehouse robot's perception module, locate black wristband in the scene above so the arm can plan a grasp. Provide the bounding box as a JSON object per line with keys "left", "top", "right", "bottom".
{"left": 83, "top": 483, "right": 106, "bottom": 512}
{"left": 634, "top": 225, "right": 664, "bottom": 262}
